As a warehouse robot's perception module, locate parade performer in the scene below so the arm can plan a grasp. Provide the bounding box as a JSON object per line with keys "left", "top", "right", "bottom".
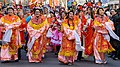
{"left": 18, "top": 10, "right": 27, "bottom": 46}
{"left": 83, "top": 7, "right": 94, "bottom": 56}
{"left": 0, "top": 7, "right": 21, "bottom": 62}
{"left": 58, "top": 11, "right": 81, "bottom": 65}
{"left": 27, "top": 7, "right": 49, "bottom": 63}
{"left": 93, "top": 8, "right": 119, "bottom": 64}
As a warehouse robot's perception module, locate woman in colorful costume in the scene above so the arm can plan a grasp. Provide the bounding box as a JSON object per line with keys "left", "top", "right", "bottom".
{"left": 50, "top": 11, "right": 62, "bottom": 55}
{"left": 93, "top": 8, "right": 117, "bottom": 64}
{"left": 83, "top": 7, "right": 94, "bottom": 56}
{"left": 58, "top": 11, "right": 78, "bottom": 65}
{"left": 18, "top": 10, "right": 27, "bottom": 46}
{"left": 0, "top": 7, "right": 21, "bottom": 62}
{"left": 27, "top": 7, "right": 49, "bottom": 63}
{"left": 17, "top": 10, "right": 27, "bottom": 60}
{"left": 46, "top": 11, "right": 55, "bottom": 52}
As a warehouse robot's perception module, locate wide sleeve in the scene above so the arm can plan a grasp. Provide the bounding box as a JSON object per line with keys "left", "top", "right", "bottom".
{"left": 27, "top": 20, "right": 46, "bottom": 39}
{"left": 0, "top": 17, "right": 4, "bottom": 25}
{"left": 13, "top": 17, "right": 21, "bottom": 28}
{"left": 5, "top": 17, "right": 21, "bottom": 30}
{"left": 93, "top": 18, "right": 108, "bottom": 34}
{"left": 62, "top": 23, "right": 75, "bottom": 40}
{"left": 27, "top": 22, "right": 37, "bottom": 38}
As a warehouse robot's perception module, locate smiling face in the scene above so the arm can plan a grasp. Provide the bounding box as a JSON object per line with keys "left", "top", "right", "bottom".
{"left": 44, "top": 7, "right": 48, "bottom": 14}
{"left": 14, "top": 9, "right": 18, "bottom": 15}
{"left": 87, "top": 7, "right": 91, "bottom": 14}
{"left": 98, "top": 8, "right": 104, "bottom": 16}
{"left": 69, "top": 12, "right": 74, "bottom": 20}
{"left": 61, "top": 12, "right": 66, "bottom": 19}
{"left": 8, "top": 8, "right": 14, "bottom": 16}
{"left": 35, "top": 10, "right": 40, "bottom": 17}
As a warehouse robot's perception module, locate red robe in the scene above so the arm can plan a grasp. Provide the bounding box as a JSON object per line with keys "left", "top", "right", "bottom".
{"left": 84, "top": 20, "right": 94, "bottom": 55}
{"left": 19, "top": 18, "right": 27, "bottom": 44}
{"left": 0, "top": 14, "right": 3, "bottom": 40}
{"left": 81, "top": 14, "right": 94, "bottom": 55}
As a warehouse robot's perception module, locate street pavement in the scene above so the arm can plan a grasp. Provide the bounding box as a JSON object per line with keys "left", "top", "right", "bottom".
{"left": 0, "top": 49, "right": 120, "bottom": 67}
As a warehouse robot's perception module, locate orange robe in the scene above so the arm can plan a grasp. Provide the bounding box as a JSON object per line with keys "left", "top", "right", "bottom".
{"left": 58, "top": 19, "right": 77, "bottom": 64}
{"left": 0, "top": 14, "right": 21, "bottom": 61}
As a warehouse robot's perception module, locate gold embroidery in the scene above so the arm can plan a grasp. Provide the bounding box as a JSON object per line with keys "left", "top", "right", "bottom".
{"left": 62, "top": 23, "right": 76, "bottom": 30}
{"left": 32, "top": 50, "right": 40, "bottom": 55}
{"left": 32, "top": 54, "right": 39, "bottom": 59}
{"left": 94, "top": 20, "right": 102, "bottom": 26}
{"left": 28, "top": 19, "right": 48, "bottom": 30}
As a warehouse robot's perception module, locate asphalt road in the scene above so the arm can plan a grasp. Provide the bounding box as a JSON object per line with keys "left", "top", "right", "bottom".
{"left": 0, "top": 49, "right": 120, "bottom": 67}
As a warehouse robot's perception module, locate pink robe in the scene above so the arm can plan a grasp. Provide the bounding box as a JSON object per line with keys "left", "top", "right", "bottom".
{"left": 93, "top": 15, "right": 115, "bottom": 63}
{"left": 27, "top": 19, "right": 49, "bottom": 63}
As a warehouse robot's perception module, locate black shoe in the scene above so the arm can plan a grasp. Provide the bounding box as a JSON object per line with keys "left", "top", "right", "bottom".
{"left": 76, "top": 59, "right": 81, "bottom": 62}
{"left": 68, "top": 62, "right": 73, "bottom": 66}
{"left": 59, "top": 61, "right": 64, "bottom": 64}
{"left": 15, "top": 59, "right": 19, "bottom": 62}
{"left": 113, "top": 57, "right": 118, "bottom": 60}
{"left": 55, "top": 52, "right": 58, "bottom": 55}
{"left": 81, "top": 57, "right": 85, "bottom": 60}
{"left": 118, "top": 57, "right": 120, "bottom": 59}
